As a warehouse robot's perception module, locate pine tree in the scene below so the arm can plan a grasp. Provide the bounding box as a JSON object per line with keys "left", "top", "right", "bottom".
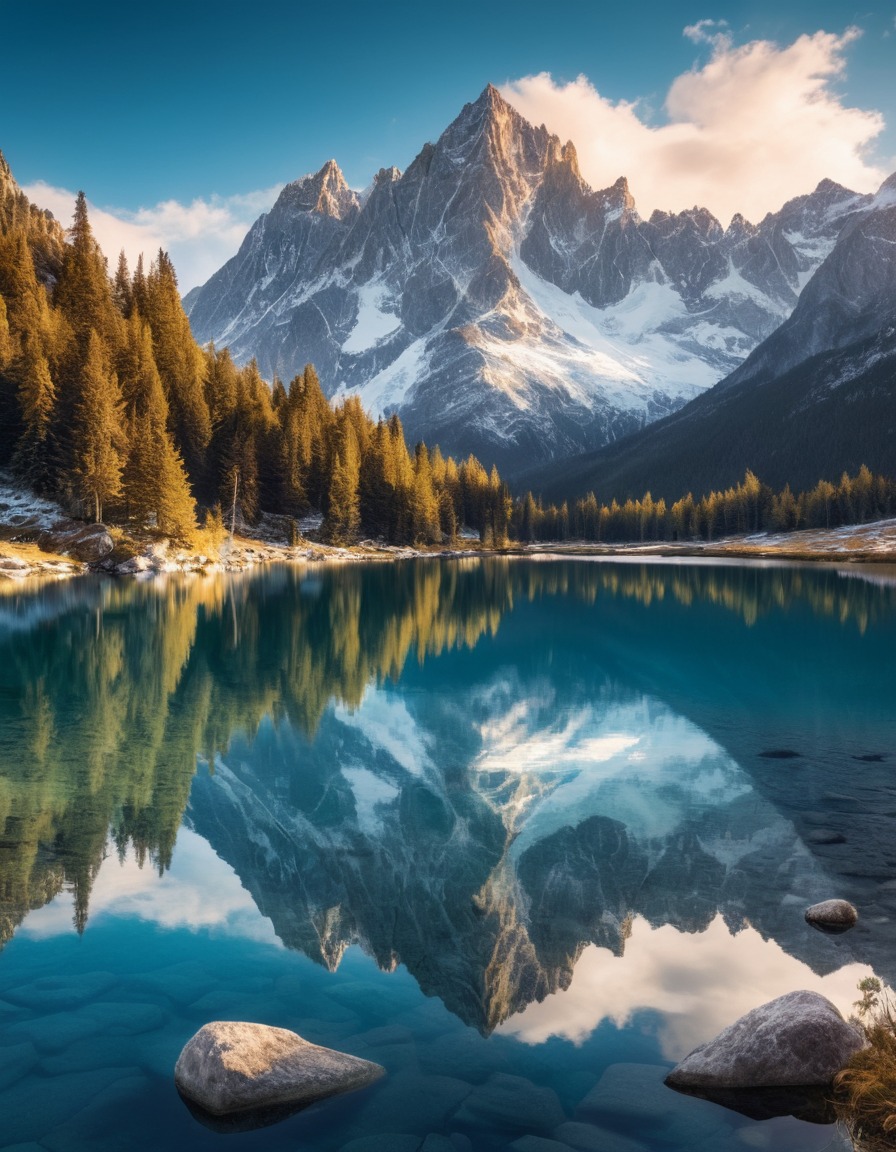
{"left": 72, "top": 329, "right": 125, "bottom": 522}
{"left": 412, "top": 443, "right": 441, "bottom": 543}
{"left": 54, "top": 192, "right": 120, "bottom": 348}
{"left": 11, "top": 336, "right": 56, "bottom": 490}
{"left": 0, "top": 293, "right": 12, "bottom": 369}
{"left": 112, "top": 249, "right": 132, "bottom": 317}
{"left": 142, "top": 250, "right": 210, "bottom": 482}
{"left": 119, "top": 317, "right": 196, "bottom": 542}
{"left": 323, "top": 418, "right": 360, "bottom": 544}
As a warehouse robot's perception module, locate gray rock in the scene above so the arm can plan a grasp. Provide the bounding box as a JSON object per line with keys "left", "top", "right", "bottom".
{"left": 419, "top": 1138, "right": 461, "bottom": 1152}
{"left": 5, "top": 971, "right": 117, "bottom": 1010}
{"left": 40, "top": 1073, "right": 148, "bottom": 1152}
{"left": 0, "top": 1067, "right": 139, "bottom": 1147}
{"left": 354, "top": 1070, "right": 470, "bottom": 1132}
{"left": 174, "top": 1020, "right": 385, "bottom": 1117}
{"left": 509, "top": 1137, "right": 575, "bottom": 1152}
{"left": 805, "top": 899, "right": 858, "bottom": 932}
{"left": 577, "top": 1064, "right": 731, "bottom": 1145}
{"left": 0, "top": 1042, "right": 40, "bottom": 1091}
{"left": 666, "top": 990, "right": 866, "bottom": 1089}
{"left": 37, "top": 523, "right": 113, "bottom": 563}
{"left": 340, "top": 1139, "right": 420, "bottom": 1152}
{"left": 454, "top": 1072, "right": 565, "bottom": 1132}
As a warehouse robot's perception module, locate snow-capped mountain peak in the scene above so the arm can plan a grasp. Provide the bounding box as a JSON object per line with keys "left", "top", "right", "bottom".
{"left": 185, "top": 86, "right": 871, "bottom": 473}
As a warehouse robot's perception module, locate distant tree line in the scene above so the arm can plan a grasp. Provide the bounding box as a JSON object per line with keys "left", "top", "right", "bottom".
{"left": 0, "top": 191, "right": 512, "bottom": 547}
{"left": 513, "top": 467, "right": 896, "bottom": 543}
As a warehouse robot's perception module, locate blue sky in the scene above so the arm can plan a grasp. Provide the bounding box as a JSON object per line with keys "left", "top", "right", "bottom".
{"left": 2, "top": 0, "right": 894, "bottom": 288}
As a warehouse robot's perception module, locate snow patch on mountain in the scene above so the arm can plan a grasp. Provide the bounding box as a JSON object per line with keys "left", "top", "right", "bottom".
{"left": 336, "top": 335, "right": 431, "bottom": 415}
{"left": 511, "top": 254, "right": 718, "bottom": 404}
{"left": 340, "top": 764, "right": 400, "bottom": 835}
{"left": 342, "top": 281, "right": 401, "bottom": 353}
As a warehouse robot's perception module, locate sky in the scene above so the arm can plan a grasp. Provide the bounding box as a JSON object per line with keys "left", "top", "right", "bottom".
{"left": 2, "top": 0, "right": 895, "bottom": 291}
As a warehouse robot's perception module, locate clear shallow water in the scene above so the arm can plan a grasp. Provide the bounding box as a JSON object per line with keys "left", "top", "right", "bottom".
{"left": 1, "top": 558, "right": 895, "bottom": 1152}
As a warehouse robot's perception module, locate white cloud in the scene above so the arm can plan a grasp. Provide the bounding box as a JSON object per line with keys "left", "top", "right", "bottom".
{"left": 502, "top": 26, "right": 889, "bottom": 225}
{"left": 19, "top": 828, "right": 280, "bottom": 945}
{"left": 498, "top": 913, "right": 878, "bottom": 1058}
{"left": 682, "top": 18, "right": 731, "bottom": 48}
{"left": 22, "top": 181, "right": 282, "bottom": 293}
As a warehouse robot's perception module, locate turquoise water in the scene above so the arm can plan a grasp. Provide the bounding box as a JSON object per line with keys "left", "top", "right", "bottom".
{"left": 1, "top": 558, "right": 895, "bottom": 1151}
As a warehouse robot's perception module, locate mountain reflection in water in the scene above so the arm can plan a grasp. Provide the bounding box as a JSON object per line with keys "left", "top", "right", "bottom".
{"left": 1, "top": 558, "right": 895, "bottom": 1039}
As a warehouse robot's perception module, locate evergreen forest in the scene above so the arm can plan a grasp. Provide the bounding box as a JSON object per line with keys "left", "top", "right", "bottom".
{"left": 0, "top": 180, "right": 513, "bottom": 547}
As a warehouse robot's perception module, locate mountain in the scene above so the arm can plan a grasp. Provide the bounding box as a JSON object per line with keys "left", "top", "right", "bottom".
{"left": 185, "top": 87, "right": 867, "bottom": 475}
{"left": 522, "top": 172, "right": 896, "bottom": 503}
{"left": 0, "top": 149, "right": 65, "bottom": 285}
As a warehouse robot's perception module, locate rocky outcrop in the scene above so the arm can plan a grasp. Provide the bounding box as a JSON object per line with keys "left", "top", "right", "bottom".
{"left": 174, "top": 1021, "right": 384, "bottom": 1117}
{"left": 36, "top": 523, "right": 114, "bottom": 563}
{"left": 665, "top": 991, "right": 866, "bottom": 1089}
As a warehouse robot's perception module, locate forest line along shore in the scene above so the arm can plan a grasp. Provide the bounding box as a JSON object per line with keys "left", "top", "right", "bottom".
{"left": 2, "top": 514, "right": 896, "bottom": 587}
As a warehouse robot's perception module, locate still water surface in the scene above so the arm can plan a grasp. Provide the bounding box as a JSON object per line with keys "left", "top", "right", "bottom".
{"left": 1, "top": 558, "right": 895, "bottom": 1151}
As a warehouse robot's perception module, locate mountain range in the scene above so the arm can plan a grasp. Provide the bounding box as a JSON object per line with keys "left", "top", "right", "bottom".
{"left": 525, "top": 172, "right": 896, "bottom": 502}
{"left": 184, "top": 85, "right": 879, "bottom": 480}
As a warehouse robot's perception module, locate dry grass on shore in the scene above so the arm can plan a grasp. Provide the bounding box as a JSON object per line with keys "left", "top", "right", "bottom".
{"left": 836, "top": 980, "right": 896, "bottom": 1150}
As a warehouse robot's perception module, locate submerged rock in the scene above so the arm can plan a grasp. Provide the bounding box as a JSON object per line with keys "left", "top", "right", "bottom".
{"left": 805, "top": 899, "right": 858, "bottom": 933}
{"left": 174, "top": 1021, "right": 384, "bottom": 1117}
{"left": 665, "top": 991, "right": 865, "bottom": 1089}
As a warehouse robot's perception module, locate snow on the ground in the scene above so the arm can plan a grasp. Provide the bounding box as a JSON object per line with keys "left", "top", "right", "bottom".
{"left": 342, "top": 281, "right": 402, "bottom": 353}
{"left": 0, "top": 475, "right": 66, "bottom": 531}
{"left": 739, "top": 517, "right": 896, "bottom": 554}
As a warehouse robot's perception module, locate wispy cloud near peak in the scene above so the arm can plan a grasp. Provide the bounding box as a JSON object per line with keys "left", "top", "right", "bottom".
{"left": 22, "top": 181, "right": 282, "bottom": 293}
{"left": 502, "top": 26, "right": 888, "bottom": 226}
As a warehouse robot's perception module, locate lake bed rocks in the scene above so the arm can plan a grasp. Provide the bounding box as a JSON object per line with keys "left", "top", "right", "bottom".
{"left": 453, "top": 1072, "right": 565, "bottom": 1133}
{"left": 665, "top": 991, "right": 866, "bottom": 1090}
{"left": 174, "top": 1021, "right": 385, "bottom": 1117}
{"left": 577, "top": 1063, "right": 730, "bottom": 1146}
{"left": 805, "top": 900, "right": 859, "bottom": 933}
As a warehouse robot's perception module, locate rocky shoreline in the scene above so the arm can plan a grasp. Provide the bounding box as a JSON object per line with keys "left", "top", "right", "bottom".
{"left": 3, "top": 528, "right": 896, "bottom": 586}
{"left": 2, "top": 477, "right": 895, "bottom": 585}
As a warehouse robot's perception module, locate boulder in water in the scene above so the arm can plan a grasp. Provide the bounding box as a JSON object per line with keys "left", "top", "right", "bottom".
{"left": 805, "top": 899, "right": 858, "bottom": 933}
{"left": 175, "top": 1021, "right": 385, "bottom": 1117}
{"left": 665, "top": 991, "right": 865, "bottom": 1089}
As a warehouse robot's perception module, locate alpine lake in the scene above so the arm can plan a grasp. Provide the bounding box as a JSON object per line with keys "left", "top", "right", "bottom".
{"left": 1, "top": 556, "right": 895, "bottom": 1152}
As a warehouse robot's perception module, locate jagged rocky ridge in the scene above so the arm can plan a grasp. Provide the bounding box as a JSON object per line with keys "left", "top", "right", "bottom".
{"left": 185, "top": 86, "right": 868, "bottom": 474}
{"left": 524, "top": 171, "right": 896, "bottom": 501}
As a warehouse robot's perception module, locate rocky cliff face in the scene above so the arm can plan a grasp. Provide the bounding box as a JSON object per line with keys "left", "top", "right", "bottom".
{"left": 0, "top": 149, "right": 66, "bottom": 285}
{"left": 185, "top": 87, "right": 867, "bottom": 473}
